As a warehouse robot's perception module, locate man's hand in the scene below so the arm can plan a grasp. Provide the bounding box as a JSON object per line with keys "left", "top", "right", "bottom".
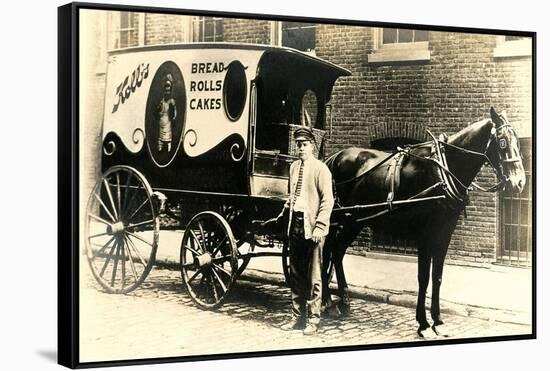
{"left": 311, "top": 229, "right": 324, "bottom": 244}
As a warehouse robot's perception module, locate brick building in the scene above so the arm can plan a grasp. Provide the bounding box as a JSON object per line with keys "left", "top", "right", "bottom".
{"left": 80, "top": 9, "right": 533, "bottom": 267}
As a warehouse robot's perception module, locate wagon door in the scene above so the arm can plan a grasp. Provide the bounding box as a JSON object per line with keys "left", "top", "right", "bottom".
{"left": 249, "top": 49, "right": 350, "bottom": 198}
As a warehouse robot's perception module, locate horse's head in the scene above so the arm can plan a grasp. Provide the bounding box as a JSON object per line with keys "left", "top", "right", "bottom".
{"left": 487, "top": 107, "right": 526, "bottom": 193}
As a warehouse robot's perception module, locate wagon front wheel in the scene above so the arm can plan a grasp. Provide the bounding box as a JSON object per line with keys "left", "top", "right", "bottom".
{"left": 180, "top": 211, "right": 238, "bottom": 309}
{"left": 85, "top": 166, "right": 159, "bottom": 294}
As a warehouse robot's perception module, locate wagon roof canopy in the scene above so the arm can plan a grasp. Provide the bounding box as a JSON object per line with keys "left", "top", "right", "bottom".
{"left": 107, "top": 42, "right": 351, "bottom": 80}
{"left": 258, "top": 47, "right": 351, "bottom": 98}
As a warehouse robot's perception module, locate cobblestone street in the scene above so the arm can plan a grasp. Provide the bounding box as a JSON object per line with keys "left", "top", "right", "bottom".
{"left": 79, "top": 265, "right": 531, "bottom": 363}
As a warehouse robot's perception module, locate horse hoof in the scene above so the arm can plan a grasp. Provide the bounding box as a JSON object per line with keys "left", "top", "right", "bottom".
{"left": 417, "top": 326, "right": 438, "bottom": 340}
{"left": 337, "top": 300, "right": 351, "bottom": 317}
{"left": 323, "top": 304, "right": 341, "bottom": 318}
{"left": 432, "top": 324, "right": 451, "bottom": 338}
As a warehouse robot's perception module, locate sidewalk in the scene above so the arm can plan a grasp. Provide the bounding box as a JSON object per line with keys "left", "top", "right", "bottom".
{"left": 154, "top": 231, "right": 533, "bottom": 326}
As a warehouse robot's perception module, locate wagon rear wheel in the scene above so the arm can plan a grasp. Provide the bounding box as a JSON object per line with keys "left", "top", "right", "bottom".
{"left": 180, "top": 211, "right": 238, "bottom": 309}
{"left": 85, "top": 166, "right": 159, "bottom": 294}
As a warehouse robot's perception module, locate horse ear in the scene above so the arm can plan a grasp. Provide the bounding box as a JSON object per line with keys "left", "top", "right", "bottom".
{"left": 490, "top": 107, "right": 502, "bottom": 126}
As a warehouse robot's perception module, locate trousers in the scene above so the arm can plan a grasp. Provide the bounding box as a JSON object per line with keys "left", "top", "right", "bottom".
{"left": 288, "top": 212, "right": 324, "bottom": 324}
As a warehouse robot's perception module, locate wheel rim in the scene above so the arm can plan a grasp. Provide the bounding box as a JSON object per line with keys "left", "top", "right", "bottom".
{"left": 217, "top": 203, "right": 252, "bottom": 276}
{"left": 180, "top": 211, "right": 237, "bottom": 309}
{"left": 85, "top": 166, "right": 159, "bottom": 294}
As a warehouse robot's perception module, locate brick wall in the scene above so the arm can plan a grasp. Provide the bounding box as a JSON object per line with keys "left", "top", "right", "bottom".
{"left": 145, "top": 14, "right": 187, "bottom": 45}
{"left": 81, "top": 12, "right": 531, "bottom": 266}
{"left": 313, "top": 27, "right": 531, "bottom": 264}
{"left": 222, "top": 18, "right": 270, "bottom": 44}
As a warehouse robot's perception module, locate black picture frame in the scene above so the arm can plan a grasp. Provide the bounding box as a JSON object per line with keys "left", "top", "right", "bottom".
{"left": 58, "top": 2, "right": 536, "bottom": 368}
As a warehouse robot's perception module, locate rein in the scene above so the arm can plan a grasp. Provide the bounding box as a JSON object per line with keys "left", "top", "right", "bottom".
{"left": 329, "top": 119, "right": 516, "bottom": 215}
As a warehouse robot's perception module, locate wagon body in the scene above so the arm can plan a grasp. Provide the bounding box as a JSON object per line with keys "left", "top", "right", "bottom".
{"left": 101, "top": 43, "right": 350, "bottom": 198}
{"left": 86, "top": 43, "right": 351, "bottom": 307}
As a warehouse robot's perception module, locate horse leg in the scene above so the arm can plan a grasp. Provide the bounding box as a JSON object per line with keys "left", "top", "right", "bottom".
{"left": 416, "top": 246, "right": 432, "bottom": 334}
{"left": 430, "top": 244, "right": 449, "bottom": 327}
{"left": 333, "top": 248, "right": 351, "bottom": 315}
{"left": 428, "top": 215, "right": 458, "bottom": 336}
{"left": 321, "top": 234, "right": 335, "bottom": 311}
{"left": 333, "top": 224, "right": 361, "bottom": 316}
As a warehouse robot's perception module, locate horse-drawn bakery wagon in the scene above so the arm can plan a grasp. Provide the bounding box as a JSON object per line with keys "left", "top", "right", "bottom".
{"left": 85, "top": 43, "right": 350, "bottom": 308}
{"left": 85, "top": 43, "right": 526, "bottom": 334}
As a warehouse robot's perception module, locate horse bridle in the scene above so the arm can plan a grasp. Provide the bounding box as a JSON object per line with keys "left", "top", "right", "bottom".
{"left": 434, "top": 117, "right": 522, "bottom": 196}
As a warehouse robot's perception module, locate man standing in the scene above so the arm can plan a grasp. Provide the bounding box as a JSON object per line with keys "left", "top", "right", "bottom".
{"left": 279, "top": 127, "right": 334, "bottom": 335}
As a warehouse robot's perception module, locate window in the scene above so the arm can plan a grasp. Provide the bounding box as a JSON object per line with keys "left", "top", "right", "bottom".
{"left": 493, "top": 35, "right": 532, "bottom": 58}
{"left": 368, "top": 28, "right": 430, "bottom": 64}
{"left": 108, "top": 12, "right": 144, "bottom": 50}
{"left": 223, "top": 61, "right": 247, "bottom": 121}
{"left": 281, "top": 22, "right": 316, "bottom": 52}
{"left": 192, "top": 17, "right": 223, "bottom": 42}
{"left": 382, "top": 28, "right": 429, "bottom": 44}
{"left": 271, "top": 21, "right": 316, "bottom": 53}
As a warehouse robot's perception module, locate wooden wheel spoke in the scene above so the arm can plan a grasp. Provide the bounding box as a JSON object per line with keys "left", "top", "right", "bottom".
{"left": 126, "top": 198, "right": 149, "bottom": 223}
{"left": 89, "top": 231, "right": 110, "bottom": 239}
{"left": 183, "top": 244, "right": 200, "bottom": 256}
{"left": 210, "top": 266, "right": 228, "bottom": 293}
{"left": 127, "top": 231, "right": 154, "bottom": 247}
{"left": 94, "top": 192, "right": 116, "bottom": 222}
{"left": 126, "top": 219, "right": 155, "bottom": 231}
{"left": 110, "top": 240, "right": 121, "bottom": 287}
{"left": 123, "top": 241, "right": 140, "bottom": 281}
{"left": 189, "top": 230, "right": 205, "bottom": 253}
{"left": 115, "top": 173, "right": 122, "bottom": 216}
{"left": 211, "top": 235, "right": 228, "bottom": 257}
{"left": 88, "top": 213, "right": 112, "bottom": 226}
{"left": 121, "top": 172, "right": 134, "bottom": 212}
{"left": 187, "top": 268, "right": 202, "bottom": 284}
{"left": 120, "top": 238, "right": 126, "bottom": 289}
{"left": 212, "top": 255, "right": 232, "bottom": 264}
{"left": 212, "top": 263, "right": 232, "bottom": 278}
{"left": 99, "top": 241, "right": 118, "bottom": 278}
{"left": 93, "top": 236, "right": 116, "bottom": 257}
{"left": 123, "top": 183, "right": 142, "bottom": 220}
{"left": 103, "top": 178, "right": 119, "bottom": 220}
{"left": 208, "top": 273, "right": 219, "bottom": 302}
{"left": 196, "top": 275, "right": 208, "bottom": 299}
{"left": 125, "top": 234, "right": 148, "bottom": 267}
{"left": 197, "top": 222, "right": 207, "bottom": 252}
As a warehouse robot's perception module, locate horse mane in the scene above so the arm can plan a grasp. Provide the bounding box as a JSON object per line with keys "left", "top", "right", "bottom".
{"left": 447, "top": 119, "right": 493, "bottom": 151}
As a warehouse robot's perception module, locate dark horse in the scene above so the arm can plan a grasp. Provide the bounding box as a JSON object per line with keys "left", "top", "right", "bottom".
{"left": 322, "top": 107, "right": 526, "bottom": 336}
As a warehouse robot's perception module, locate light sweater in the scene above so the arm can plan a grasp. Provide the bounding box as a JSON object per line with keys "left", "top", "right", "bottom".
{"left": 282, "top": 157, "right": 334, "bottom": 239}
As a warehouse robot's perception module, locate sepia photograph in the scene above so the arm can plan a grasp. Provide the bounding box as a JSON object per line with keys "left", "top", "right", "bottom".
{"left": 59, "top": 1, "right": 534, "bottom": 367}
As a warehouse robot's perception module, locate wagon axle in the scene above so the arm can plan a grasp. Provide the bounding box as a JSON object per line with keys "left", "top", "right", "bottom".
{"left": 106, "top": 221, "right": 125, "bottom": 236}
{"left": 193, "top": 253, "right": 213, "bottom": 268}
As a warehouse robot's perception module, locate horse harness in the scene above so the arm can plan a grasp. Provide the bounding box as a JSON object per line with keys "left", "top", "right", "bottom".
{"left": 329, "top": 118, "right": 518, "bottom": 222}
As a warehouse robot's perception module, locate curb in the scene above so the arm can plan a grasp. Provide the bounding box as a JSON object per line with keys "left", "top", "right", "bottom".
{"left": 237, "top": 268, "right": 531, "bottom": 326}
{"left": 154, "top": 260, "right": 531, "bottom": 326}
